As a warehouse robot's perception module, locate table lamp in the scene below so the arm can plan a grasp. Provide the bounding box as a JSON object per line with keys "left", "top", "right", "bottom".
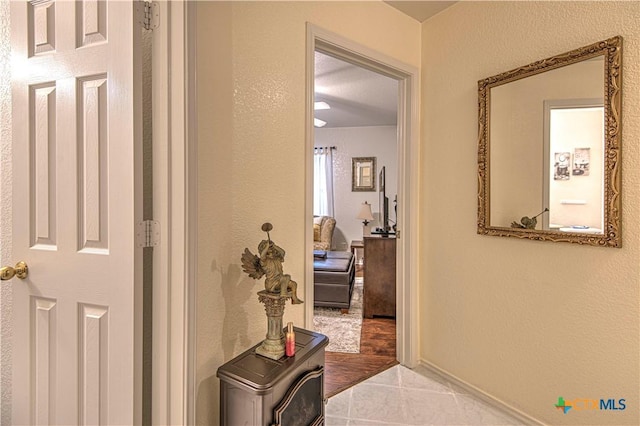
{"left": 357, "top": 201, "right": 375, "bottom": 236}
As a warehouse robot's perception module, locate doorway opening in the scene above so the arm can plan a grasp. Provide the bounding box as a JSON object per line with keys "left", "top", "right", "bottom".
{"left": 312, "top": 50, "right": 399, "bottom": 396}
{"left": 542, "top": 98, "right": 605, "bottom": 232}
{"left": 305, "top": 25, "right": 420, "bottom": 397}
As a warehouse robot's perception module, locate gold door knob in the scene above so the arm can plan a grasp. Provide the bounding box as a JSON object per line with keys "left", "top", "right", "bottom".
{"left": 0, "top": 261, "right": 28, "bottom": 280}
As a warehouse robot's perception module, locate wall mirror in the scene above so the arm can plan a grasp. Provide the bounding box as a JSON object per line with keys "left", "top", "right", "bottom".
{"left": 352, "top": 157, "right": 376, "bottom": 192}
{"left": 477, "top": 36, "right": 622, "bottom": 247}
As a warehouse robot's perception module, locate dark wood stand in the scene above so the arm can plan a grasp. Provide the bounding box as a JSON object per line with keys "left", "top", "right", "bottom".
{"left": 363, "top": 236, "right": 396, "bottom": 318}
{"left": 350, "top": 239, "right": 364, "bottom": 265}
{"left": 217, "top": 327, "right": 328, "bottom": 426}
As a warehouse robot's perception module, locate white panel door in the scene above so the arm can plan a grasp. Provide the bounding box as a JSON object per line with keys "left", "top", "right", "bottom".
{"left": 10, "top": 1, "right": 142, "bottom": 424}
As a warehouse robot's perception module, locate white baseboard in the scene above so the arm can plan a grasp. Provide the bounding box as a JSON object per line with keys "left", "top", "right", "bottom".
{"left": 418, "top": 359, "right": 545, "bottom": 426}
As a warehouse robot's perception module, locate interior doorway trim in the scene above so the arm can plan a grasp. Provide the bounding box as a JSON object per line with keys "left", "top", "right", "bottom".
{"left": 305, "top": 24, "right": 420, "bottom": 367}
{"left": 152, "top": 1, "right": 197, "bottom": 424}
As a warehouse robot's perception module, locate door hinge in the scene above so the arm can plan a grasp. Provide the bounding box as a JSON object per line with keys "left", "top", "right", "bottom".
{"left": 137, "top": 1, "right": 159, "bottom": 31}
{"left": 396, "top": 230, "right": 401, "bottom": 239}
{"left": 137, "top": 220, "right": 160, "bottom": 248}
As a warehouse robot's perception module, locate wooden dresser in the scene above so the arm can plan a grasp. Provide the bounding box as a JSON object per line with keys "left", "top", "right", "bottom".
{"left": 363, "top": 236, "right": 396, "bottom": 318}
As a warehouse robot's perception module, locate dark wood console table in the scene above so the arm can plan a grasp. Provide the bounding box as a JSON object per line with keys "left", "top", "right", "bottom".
{"left": 363, "top": 236, "right": 396, "bottom": 318}
{"left": 217, "top": 327, "right": 328, "bottom": 426}
{"left": 350, "top": 239, "right": 364, "bottom": 265}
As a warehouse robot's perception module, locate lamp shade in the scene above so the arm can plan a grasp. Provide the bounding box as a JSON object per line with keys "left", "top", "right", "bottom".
{"left": 357, "top": 201, "right": 375, "bottom": 224}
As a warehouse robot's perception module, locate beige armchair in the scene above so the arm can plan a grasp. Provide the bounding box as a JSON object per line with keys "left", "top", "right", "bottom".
{"left": 313, "top": 216, "right": 336, "bottom": 251}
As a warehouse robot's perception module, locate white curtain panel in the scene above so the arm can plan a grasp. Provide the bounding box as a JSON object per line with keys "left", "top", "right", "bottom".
{"left": 313, "top": 147, "right": 335, "bottom": 217}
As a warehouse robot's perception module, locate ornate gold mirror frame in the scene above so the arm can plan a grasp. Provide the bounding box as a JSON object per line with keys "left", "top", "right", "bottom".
{"left": 352, "top": 157, "right": 377, "bottom": 192}
{"left": 477, "top": 36, "right": 622, "bottom": 247}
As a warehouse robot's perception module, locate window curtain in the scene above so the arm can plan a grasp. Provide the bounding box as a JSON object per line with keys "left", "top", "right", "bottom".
{"left": 313, "top": 147, "right": 335, "bottom": 217}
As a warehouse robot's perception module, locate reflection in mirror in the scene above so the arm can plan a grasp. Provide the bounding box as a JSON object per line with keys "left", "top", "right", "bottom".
{"left": 352, "top": 157, "right": 376, "bottom": 192}
{"left": 489, "top": 59, "right": 604, "bottom": 230}
{"left": 478, "top": 37, "right": 622, "bottom": 246}
{"left": 543, "top": 99, "right": 604, "bottom": 233}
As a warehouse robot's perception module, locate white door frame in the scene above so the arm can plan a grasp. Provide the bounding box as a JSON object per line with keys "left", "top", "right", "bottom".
{"left": 305, "top": 24, "right": 420, "bottom": 367}
{"left": 150, "top": 0, "right": 197, "bottom": 425}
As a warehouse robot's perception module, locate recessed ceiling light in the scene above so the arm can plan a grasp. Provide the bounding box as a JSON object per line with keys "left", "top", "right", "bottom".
{"left": 314, "top": 101, "right": 331, "bottom": 110}
{"left": 314, "top": 118, "right": 327, "bottom": 128}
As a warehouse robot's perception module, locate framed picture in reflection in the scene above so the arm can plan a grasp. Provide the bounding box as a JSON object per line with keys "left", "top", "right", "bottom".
{"left": 573, "top": 148, "right": 590, "bottom": 176}
{"left": 554, "top": 152, "right": 571, "bottom": 180}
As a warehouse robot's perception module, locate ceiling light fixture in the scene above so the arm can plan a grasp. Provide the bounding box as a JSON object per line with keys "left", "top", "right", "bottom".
{"left": 314, "top": 101, "right": 331, "bottom": 110}
{"left": 314, "top": 118, "right": 327, "bottom": 128}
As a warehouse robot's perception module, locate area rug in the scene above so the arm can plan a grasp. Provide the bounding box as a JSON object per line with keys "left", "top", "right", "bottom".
{"left": 313, "top": 278, "right": 363, "bottom": 353}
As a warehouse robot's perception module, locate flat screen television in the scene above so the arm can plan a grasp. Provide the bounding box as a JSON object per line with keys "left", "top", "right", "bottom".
{"left": 375, "top": 166, "right": 393, "bottom": 236}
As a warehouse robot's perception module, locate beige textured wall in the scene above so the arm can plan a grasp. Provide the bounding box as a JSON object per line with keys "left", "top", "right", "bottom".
{"left": 422, "top": 2, "right": 639, "bottom": 425}
{"left": 195, "top": 2, "right": 420, "bottom": 423}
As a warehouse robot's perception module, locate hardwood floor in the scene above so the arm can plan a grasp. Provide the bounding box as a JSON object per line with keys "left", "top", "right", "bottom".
{"left": 324, "top": 310, "right": 397, "bottom": 397}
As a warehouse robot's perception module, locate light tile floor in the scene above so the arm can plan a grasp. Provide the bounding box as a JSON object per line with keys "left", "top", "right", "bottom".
{"left": 325, "top": 365, "right": 525, "bottom": 426}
